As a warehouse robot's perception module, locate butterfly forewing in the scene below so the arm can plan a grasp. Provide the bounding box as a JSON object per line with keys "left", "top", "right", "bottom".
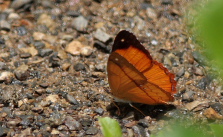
{"left": 107, "top": 30, "right": 177, "bottom": 105}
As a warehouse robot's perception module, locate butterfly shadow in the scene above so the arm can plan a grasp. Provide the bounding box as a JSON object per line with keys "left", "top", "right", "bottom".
{"left": 106, "top": 102, "right": 176, "bottom": 120}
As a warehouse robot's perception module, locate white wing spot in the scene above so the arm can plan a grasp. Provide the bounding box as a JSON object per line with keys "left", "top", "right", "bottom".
{"left": 121, "top": 39, "right": 125, "bottom": 42}
{"left": 115, "top": 58, "right": 119, "bottom": 61}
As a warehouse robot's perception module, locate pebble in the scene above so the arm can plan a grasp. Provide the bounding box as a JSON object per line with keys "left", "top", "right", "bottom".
{"left": 37, "top": 14, "right": 56, "bottom": 30}
{"left": 67, "top": 10, "right": 80, "bottom": 17}
{"left": 93, "top": 41, "right": 111, "bottom": 53}
{"left": 65, "top": 40, "right": 84, "bottom": 55}
{"left": 38, "top": 49, "right": 53, "bottom": 57}
{"left": 17, "top": 26, "right": 27, "bottom": 36}
{"left": 80, "top": 46, "right": 93, "bottom": 56}
{"left": 210, "top": 103, "right": 223, "bottom": 115}
{"left": 74, "top": 63, "right": 86, "bottom": 71}
{"left": 8, "top": 12, "right": 21, "bottom": 20}
{"left": 161, "top": 0, "right": 173, "bottom": 5}
{"left": 0, "top": 20, "right": 11, "bottom": 31}
{"left": 45, "top": 94, "right": 59, "bottom": 103}
{"left": 0, "top": 62, "right": 6, "bottom": 70}
{"left": 65, "top": 94, "right": 79, "bottom": 105}
{"left": 85, "top": 127, "right": 98, "bottom": 135}
{"left": 20, "top": 52, "right": 32, "bottom": 58}
{"left": 33, "top": 32, "right": 45, "bottom": 41}
{"left": 182, "top": 90, "right": 194, "bottom": 102}
{"left": 93, "top": 29, "right": 111, "bottom": 43}
{"left": 32, "top": 106, "right": 43, "bottom": 113}
{"left": 34, "top": 41, "right": 45, "bottom": 49}
{"left": 194, "top": 66, "right": 204, "bottom": 76}
{"left": 19, "top": 46, "right": 38, "bottom": 56}
{"left": 146, "top": 7, "right": 157, "bottom": 20}
{"left": 71, "top": 16, "right": 88, "bottom": 32}
{"left": 138, "top": 119, "right": 149, "bottom": 128}
{"left": 192, "top": 51, "right": 207, "bottom": 65}
{"left": 0, "top": 71, "right": 14, "bottom": 83}
{"left": 62, "top": 63, "right": 71, "bottom": 71}
{"left": 0, "top": 126, "right": 9, "bottom": 136}
{"left": 14, "top": 64, "right": 29, "bottom": 81}
{"left": 10, "top": 0, "right": 33, "bottom": 10}
{"left": 94, "top": 107, "right": 104, "bottom": 115}
{"left": 176, "top": 67, "right": 185, "bottom": 77}
{"left": 133, "top": 16, "right": 145, "bottom": 31}
{"left": 197, "top": 76, "right": 211, "bottom": 90}
{"left": 132, "top": 125, "right": 147, "bottom": 137}
{"left": 65, "top": 116, "right": 82, "bottom": 131}
{"left": 7, "top": 119, "right": 21, "bottom": 128}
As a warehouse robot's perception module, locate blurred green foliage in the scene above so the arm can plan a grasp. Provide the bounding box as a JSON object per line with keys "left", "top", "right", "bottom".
{"left": 99, "top": 117, "right": 122, "bottom": 137}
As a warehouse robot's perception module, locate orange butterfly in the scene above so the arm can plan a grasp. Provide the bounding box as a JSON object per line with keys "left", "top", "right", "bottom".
{"left": 107, "top": 30, "right": 177, "bottom": 105}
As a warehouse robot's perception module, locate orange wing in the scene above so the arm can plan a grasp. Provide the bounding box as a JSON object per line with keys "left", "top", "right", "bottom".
{"left": 107, "top": 30, "right": 177, "bottom": 105}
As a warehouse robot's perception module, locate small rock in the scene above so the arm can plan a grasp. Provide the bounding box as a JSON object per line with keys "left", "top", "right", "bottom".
{"left": 132, "top": 125, "right": 146, "bottom": 137}
{"left": 146, "top": 7, "right": 157, "bottom": 20}
{"left": 138, "top": 119, "right": 149, "bottom": 128}
{"left": 210, "top": 103, "right": 223, "bottom": 115}
{"left": 65, "top": 40, "right": 84, "bottom": 55}
{"left": 20, "top": 53, "right": 32, "bottom": 58}
{"left": 62, "top": 35, "right": 74, "bottom": 41}
{"left": 32, "top": 106, "right": 43, "bottom": 113}
{"left": 7, "top": 119, "right": 21, "bottom": 128}
{"left": 85, "top": 127, "right": 98, "bottom": 135}
{"left": 65, "top": 116, "right": 82, "bottom": 131}
{"left": 182, "top": 90, "right": 194, "bottom": 102}
{"left": 192, "top": 51, "right": 207, "bottom": 65}
{"left": 95, "top": 64, "right": 105, "bottom": 72}
{"left": 39, "top": 49, "right": 53, "bottom": 57}
{"left": 51, "top": 129, "right": 60, "bottom": 135}
{"left": 93, "top": 29, "right": 111, "bottom": 43}
{"left": 33, "top": 32, "right": 46, "bottom": 41}
{"left": 14, "top": 64, "right": 29, "bottom": 81}
{"left": 93, "top": 41, "right": 111, "bottom": 53}
{"left": 10, "top": 0, "right": 33, "bottom": 10}
{"left": 176, "top": 67, "right": 185, "bottom": 77}
{"left": 80, "top": 46, "right": 93, "bottom": 56}
{"left": 94, "top": 107, "right": 104, "bottom": 115}
{"left": 67, "top": 10, "right": 80, "bottom": 17}
{"left": 62, "top": 63, "right": 71, "bottom": 71}
{"left": 39, "top": 83, "right": 49, "bottom": 88}
{"left": 0, "top": 126, "right": 9, "bottom": 136}
{"left": 133, "top": 16, "right": 145, "bottom": 31}
{"left": 91, "top": 72, "right": 106, "bottom": 78}
{"left": 19, "top": 46, "right": 38, "bottom": 56}
{"left": 194, "top": 66, "right": 204, "bottom": 76}
{"left": 161, "top": 0, "right": 173, "bottom": 5}
{"left": 74, "top": 63, "right": 85, "bottom": 71}
{"left": 66, "top": 94, "right": 79, "bottom": 105}
{"left": 37, "top": 13, "right": 56, "bottom": 30}
{"left": 0, "top": 71, "right": 14, "bottom": 83}
{"left": 34, "top": 41, "right": 45, "bottom": 49}
{"left": 71, "top": 16, "right": 88, "bottom": 32}
{"left": 8, "top": 13, "right": 21, "bottom": 20}
{"left": 17, "top": 26, "right": 27, "bottom": 36}
{"left": 45, "top": 94, "right": 59, "bottom": 103}
{"left": 0, "top": 20, "right": 11, "bottom": 31}
{"left": 197, "top": 76, "right": 211, "bottom": 90}
{"left": 0, "top": 62, "right": 6, "bottom": 70}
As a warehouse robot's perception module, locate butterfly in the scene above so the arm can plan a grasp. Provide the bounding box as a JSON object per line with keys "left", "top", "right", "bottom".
{"left": 107, "top": 30, "right": 177, "bottom": 105}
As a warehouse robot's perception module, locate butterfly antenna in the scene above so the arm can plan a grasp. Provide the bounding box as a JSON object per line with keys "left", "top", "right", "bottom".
{"left": 129, "top": 103, "right": 146, "bottom": 117}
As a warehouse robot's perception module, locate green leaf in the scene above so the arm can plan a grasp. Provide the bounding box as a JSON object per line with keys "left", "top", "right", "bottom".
{"left": 99, "top": 117, "right": 122, "bottom": 137}
{"left": 210, "top": 124, "right": 223, "bottom": 137}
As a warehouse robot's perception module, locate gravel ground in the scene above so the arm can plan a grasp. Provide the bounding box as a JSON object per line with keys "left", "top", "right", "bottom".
{"left": 0, "top": 0, "right": 223, "bottom": 136}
